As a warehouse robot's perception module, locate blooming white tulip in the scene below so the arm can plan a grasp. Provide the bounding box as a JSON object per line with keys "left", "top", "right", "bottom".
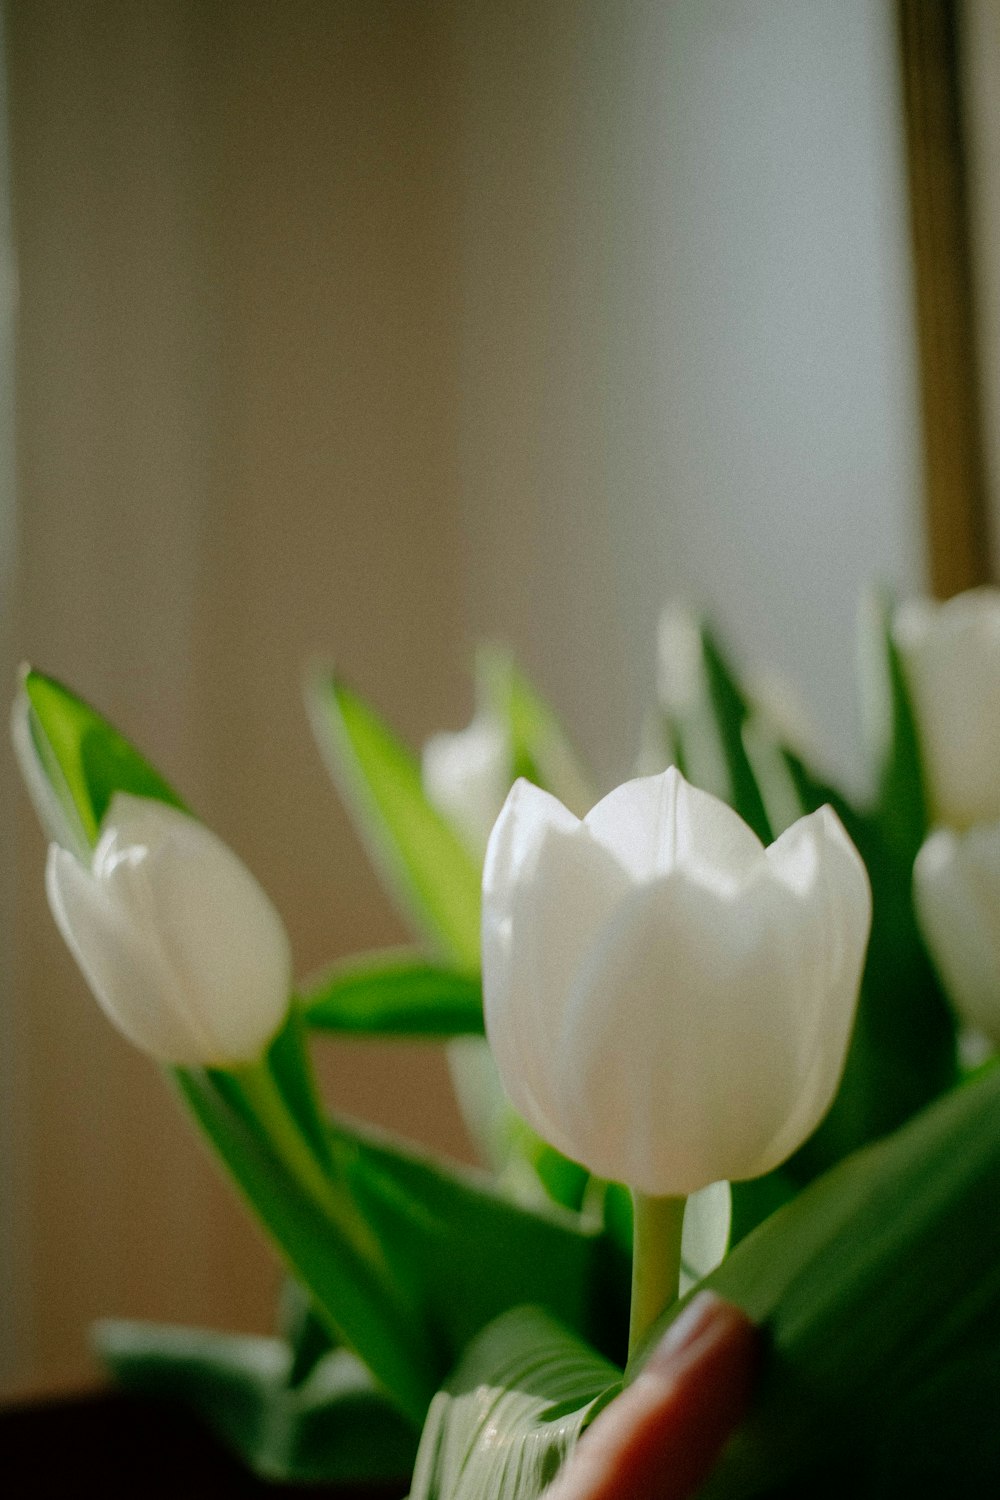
{"left": 46, "top": 793, "right": 292, "bottom": 1067}
{"left": 422, "top": 712, "right": 511, "bottom": 857}
{"left": 482, "top": 767, "right": 871, "bottom": 1196}
{"left": 914, "top": 824, "right": 1000, "bottom": 1045}
{"left": 893, "top": 588, "right": 1000, "bottom": 829}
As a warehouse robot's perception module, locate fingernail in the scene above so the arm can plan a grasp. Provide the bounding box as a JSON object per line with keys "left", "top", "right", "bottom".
{"left": 644, "top": 1291, "right": 734, "bottom": 1373}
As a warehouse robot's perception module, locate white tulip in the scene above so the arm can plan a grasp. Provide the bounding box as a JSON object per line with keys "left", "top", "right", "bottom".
{"left": 893, "top": 588, "right": 1000, "bottom": 829}
{"left": 46, "top": 793, "right": 292, "bottom": 1067}
{"left": 482, "top": 767, "right": 871, "bottom": 1196}
{"left": 914, "top": 823, "right": 1000, "bottom": 1045}
{"left": 422, "top": 712, "right": 511, "bottom": 857}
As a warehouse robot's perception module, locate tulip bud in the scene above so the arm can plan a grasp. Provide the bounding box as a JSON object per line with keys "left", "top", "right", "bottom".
{"left": 482, "top": 767, "right": 871, "bottom": 1196}
{"left": 46, "top": 793, "right": 292, "bottom": 1067}
{"left": 422, "top": 712, "right": 511, "bottom": 857}
{"left": 893, "top": 588, "right": 1000, "bottom": 830}
{"left": 913, "top": 824, "right": 1000, "bottom": 1046}
{"left": 656, "top": 604, "right": 706, "bottom": 718}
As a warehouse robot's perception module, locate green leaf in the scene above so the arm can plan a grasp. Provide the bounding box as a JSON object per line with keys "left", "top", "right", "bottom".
{"left": 307, "top": 672, "right": 482, "bottom": 973}
{"left": 639, "top": 1062, "right": 1000, "bottom": 1498}
{"left": 728, "top": 1167, "right": 797, "bottom": 1247}
{"left": 300, "top": 948, "right": 484, "bottom": 1037}
{"left": 175, "top": 1067, "right": 436, "bottom": 1424}
{"left": 477, "top": 647, "right": 595, "bottom": 815}
{"left": 507, "top": 1124, "right": 590, "bottom": 1215}
{"left": 325, "top": 1113, "right": 629, "bottom": 1371}
{"left": 278, "top": 1277, "right": 338, "bottom": 1388}
{"left": 94, "top": 1321, "right": 418, "bottom": 1484}
{"left": 14, "top": 668, "right": 185, "bottom": 854}
{"left": 266, "top": 1007, "right": 338, "bottom": 1171}
{"left": 408, "top": 1306, "right": 620, "bottom": 1500}
{"left": 699, "top": 628, "right": 773, "bottom": 843}
{"left": 858, "top": 587, "right": 928, "bottom": 866}
{"left": 658, "top": 620, "right": 772, "bottom": 843}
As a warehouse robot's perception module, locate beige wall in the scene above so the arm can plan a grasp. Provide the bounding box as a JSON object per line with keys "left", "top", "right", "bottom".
{"left": 451, "top": 0, "right": 926, "bottom": 789}
{"left": 4, "top": 0, "right": 472, "bottom": 1398}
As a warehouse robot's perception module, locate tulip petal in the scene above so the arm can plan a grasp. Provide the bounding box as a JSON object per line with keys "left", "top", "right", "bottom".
{"left": 549, "top": 872, "right": 808, "bottom": 1194}
{"left": 483, "top": 781, "right": 631, "bottom": 1160}
{"left": 747, "top": 806, "right": 872, "bottom": 1174}
{"left": 584, "top": 767, "right": 765, "bottom": 889}
{"left": 47, "top": 844, "right": 206, "bottom": 1062}
{"left": 47, "top": 795, "right": 292, "bottom": 1067}
{"left": 483, "top": 778, "right": 580, "bottom": 901}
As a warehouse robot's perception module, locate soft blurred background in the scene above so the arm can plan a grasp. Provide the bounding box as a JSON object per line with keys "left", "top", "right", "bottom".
{"left": 1, "top": 0, "right": 999, "bottom": 1400}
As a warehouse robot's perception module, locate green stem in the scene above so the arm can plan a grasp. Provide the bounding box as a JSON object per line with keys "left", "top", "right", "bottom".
{"left": 235, "top": 1057, "right": 344, "bottom": 1218}
{"left": 234, "top": 1056, "right": 389, "bottom": 1274}
{"left": 629, "top": 1191, "right": 686, "bottom": 1358}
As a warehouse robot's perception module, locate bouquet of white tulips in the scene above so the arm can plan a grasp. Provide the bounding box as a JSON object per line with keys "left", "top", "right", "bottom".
{"left": 15, "top": 587, "right": 1000, "bottom": 1497}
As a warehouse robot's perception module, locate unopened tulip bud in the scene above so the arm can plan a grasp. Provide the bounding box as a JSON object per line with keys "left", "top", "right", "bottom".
{"left": 46, "top": 793, "right": 292, "bottom": 1067}
{"left": 893, "top": 589, "right": 1000, "bottom": 830}
{"left": 422, "top": 713, "right": 511, "bottom": 857}
{"left": 914, "top": 824, "right": 1000, "bottom": 1046}
{"left": 482, "top": 767, "right": 871, "bottom": 1196}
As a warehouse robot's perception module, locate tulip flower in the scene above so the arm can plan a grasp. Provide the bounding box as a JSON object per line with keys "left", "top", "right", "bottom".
{"left": 483, "top": 766, "right": 871, "bottom": 1348}
{"left": 893, "top": 588, "right": 1000, "bottom": 829}
{"left": 914, "top": 824, "right": 1000, "bottom": 1047}
{"left": 46, "top": 793, "right": 292, "bottom": 1067}
{"left": 483, "top": 766, "right": 871, "bottom": 1194}
{"left": 422, "top": 712, "right": 511, "bottom": 857}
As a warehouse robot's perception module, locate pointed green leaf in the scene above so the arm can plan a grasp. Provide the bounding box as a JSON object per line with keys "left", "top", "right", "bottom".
{"left": 95, "top": 1321, "right": 418, "bottom": 1484}
{"left": 266, "top": 1008, "right": 339, "bottom": 1171}
{"left": 325, "top": 1113, "right": 629, "bottom": 1370}
{"left": 858, "top": 587, "right": 928, "bottom": 866}
{"left": 278, "top": 1277, "right": 338, "bottom": 1388}
{"left": 408, "top": 1307, "right": 620, "bottom": 1500}
{"left": 307, "top": 672, "right": 482, "bottom": 972}
{"left": 300, "top": 948, "right": 484, "bottom": 1036}
{"left": 477, "top": 647, "right": 595, "bottom": 815}
{"left": 14, "top": 668, "right": 185, "bottom": 854}
{"left": 699, "top": 627, "right": 773, "bottom": 842}
{"left": 175, "top": 1067, "right": 435, "bottom": 1424}
{"left": 507, "top": 1123, "right": 590, "bottom": 1215}
{"left": 659, "top": 621, "right": 772, "bottom": 843}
